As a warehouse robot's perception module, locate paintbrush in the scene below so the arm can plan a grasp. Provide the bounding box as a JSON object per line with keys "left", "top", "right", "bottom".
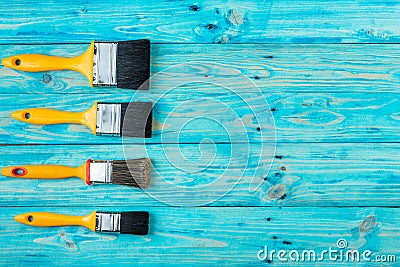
{"left": 14, "top": 211, "right": 149, "bottom": 235}
{"left": 11, "top": 101, "right": 152, "bottom": 138}
{"left": 2, "top": 158, "right": 150, "bottom": 188}
{"left": 2, "top": 39, "right": 150, "bottom": 90}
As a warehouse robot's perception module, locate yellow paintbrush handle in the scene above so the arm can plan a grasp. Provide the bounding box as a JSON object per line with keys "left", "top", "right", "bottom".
{"left": 11, "top": 102, "right": 98, "bottom": 135}
{"left": 14, "top": 211, "right": 97, "bottom": 231}
{"left": 12, "top": 108, "right": 86, "bottom": 125}
{"left": 1, "top": 162, "right": 87, "bottom": 182}
{"left": 1, "top": 41, "right": 95, "bottom": 86}
{"left": 3, "top": 54, "right": 82, "bottom": 72}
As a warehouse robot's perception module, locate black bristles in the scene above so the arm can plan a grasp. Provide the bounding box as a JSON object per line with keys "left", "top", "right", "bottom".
{"left": 120, "top": 211, "right": 149, "bottom": 235}
{"left": 116, "top": 39, "right": 150, "bottom": 90}
{"left": 112, "top": 158, "right": 151, "bottom": 188}
{"left": 120, "top": 102, "right": 152, "bottom": 138}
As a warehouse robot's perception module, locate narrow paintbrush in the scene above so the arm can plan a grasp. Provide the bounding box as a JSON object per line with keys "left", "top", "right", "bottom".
{"left": 14, "top": 211, "right": 149, "bottom": 235}
{"left": 2, "top": 39, "right": 150, "bottom": 90}
{"left": 11, "top": 101, "right": 153, "bottom": 138}
{"left": 2, "top": 158, "right": 151, "bottom": 188}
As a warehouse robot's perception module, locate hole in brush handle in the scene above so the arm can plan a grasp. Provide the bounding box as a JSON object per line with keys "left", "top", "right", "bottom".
{"left": 11, "top": 167, "right": 27, "bottom": 177}
{"left": 27, "top": 215, "right": 34, "bottom": 222}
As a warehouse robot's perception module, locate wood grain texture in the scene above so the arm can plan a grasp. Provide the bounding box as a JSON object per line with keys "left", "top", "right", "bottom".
{"left": 0, "top": 44, "right": 399, "bottom": 94}
{"left": 0, "top": 0, "right": 399, "bottom": 44}
{"left": 1, "top": 143, "right": 399, "bottom": 207}
{"left": 1, "top": 1, "right": 399, "bottom": 265}
{"left": 0, "top": 207, "right": 398, "bottom": 266}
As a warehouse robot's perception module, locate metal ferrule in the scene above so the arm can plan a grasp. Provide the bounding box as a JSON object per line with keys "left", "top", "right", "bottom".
{"left": 95, "top": 212, "right": 121, "bottom": 232}
{"left": 96, "top": 103, "right": 121, "bottom": 135}
{"left": 92, "top": 42, "right": 117, "bottom": 86}
{"left": 89, "top": 160, "right": 113, "bottom": 184}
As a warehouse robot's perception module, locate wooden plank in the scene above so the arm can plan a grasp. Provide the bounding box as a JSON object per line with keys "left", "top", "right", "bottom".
{"left": 1, "top": 91, "right": 400, "bottom": 144}
{"left": 1, "top": 143, "right": 400, "bottom": 207}
{"left": 0, "top": 92, "right": 274, "bottom": 144}
{"left": 0, "top": 207, "right": 398, "bottom": 266}
{"left": 0, "top": 44, "right": 399, "bottom": 94}
{"left": 0, "top": 1, "right": 399, "bottom": 44}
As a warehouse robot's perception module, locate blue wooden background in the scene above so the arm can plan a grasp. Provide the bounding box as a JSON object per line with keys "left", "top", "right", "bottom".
{"left": 1, "top": 0, "right": 400, "bottom": 266}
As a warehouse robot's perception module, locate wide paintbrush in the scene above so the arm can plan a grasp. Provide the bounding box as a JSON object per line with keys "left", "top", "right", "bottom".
{"left": 2, "top": 158, "right": 151, "bottom": 188}
{"left": 15, "top": 211, "right": 149, "bottom": 235}
{"left": 2, "top": 40, "right": 150, "bottom": 90}
{"left": 11, "top": 101, "right": 153, "bottom": 138}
